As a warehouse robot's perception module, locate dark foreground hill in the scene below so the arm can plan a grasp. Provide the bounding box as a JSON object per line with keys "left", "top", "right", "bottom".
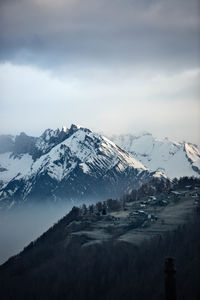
{"left": 0, "top": 178, "right": 200, "bottom": 300}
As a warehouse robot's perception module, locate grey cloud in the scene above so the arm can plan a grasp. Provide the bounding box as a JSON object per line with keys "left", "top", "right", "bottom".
{"left": 0, "top": 0, "right": 199, "bottom": 71}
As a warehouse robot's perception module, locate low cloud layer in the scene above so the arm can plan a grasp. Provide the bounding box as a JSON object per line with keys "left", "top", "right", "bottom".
{"left": 0, "top": 202, "right": 73, "bottom": 264}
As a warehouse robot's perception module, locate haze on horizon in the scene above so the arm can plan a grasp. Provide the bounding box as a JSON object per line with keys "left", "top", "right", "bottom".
{"left": 0, "top": 0, "right": 200, "bottom": 144}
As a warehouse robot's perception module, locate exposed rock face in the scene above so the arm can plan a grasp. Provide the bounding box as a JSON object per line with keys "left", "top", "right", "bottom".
{"left": 0, "top": 125, "right": 165, "bottom": 209}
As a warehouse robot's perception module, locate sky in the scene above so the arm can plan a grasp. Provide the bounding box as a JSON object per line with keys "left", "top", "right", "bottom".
{"left": 0, "top": 0, "right": 200, "bottom": 144}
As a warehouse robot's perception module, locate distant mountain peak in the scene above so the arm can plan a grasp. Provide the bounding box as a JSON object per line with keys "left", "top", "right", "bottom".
{"left": 70, "top": 123, "right": 81, "bottom": 130}
{"left": 111, "top": 133, "right": 200, "bottom": 179}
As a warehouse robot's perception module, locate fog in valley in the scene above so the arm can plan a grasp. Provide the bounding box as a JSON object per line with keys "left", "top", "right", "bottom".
{"left": 0, "top": 194, "right": 106, "bottom": 265}
{"left": 0, "top": 202, "right": 74, "bottom": 264}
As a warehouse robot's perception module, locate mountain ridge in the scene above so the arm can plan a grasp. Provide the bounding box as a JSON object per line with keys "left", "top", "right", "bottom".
{"left": 110, "top": 132, "right": 200, "bottom": 178}
{"left": 0, "top": 125, "right": 164, "bottom": 209}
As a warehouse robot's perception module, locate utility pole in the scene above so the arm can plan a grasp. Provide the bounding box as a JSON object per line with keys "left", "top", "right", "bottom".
{"left": 164, "top": 257, "right": 177, "bottom": 300}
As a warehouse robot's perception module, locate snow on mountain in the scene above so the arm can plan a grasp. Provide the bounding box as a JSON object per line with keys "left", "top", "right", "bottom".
{"left": 110, "top": 133, "right": 200, "bottom": 179}
{"left": 35, "top": 128, "right": 61, "bottom": 152}
{"left": 29, "top": 128, "right": 146, "bottom": 182}
{"left": 0, "top": 153, "right": 33, "bottom": 185}
{"left": 184, "top": 143, "right": 200, "bottom": 172}
{"left": 0, "top": 125, "right": 165, "bottom": 209}
{"left": 0, "top": 126, "right": 79, "bottom": 187}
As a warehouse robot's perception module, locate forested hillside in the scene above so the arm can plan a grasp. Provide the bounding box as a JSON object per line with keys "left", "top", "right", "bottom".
{"left": 0, "top": 177, "right": 199, "bottom": 300}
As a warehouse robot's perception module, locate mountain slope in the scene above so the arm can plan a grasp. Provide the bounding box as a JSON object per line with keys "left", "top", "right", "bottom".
{"left": 0, "top": 178, "right": 199, "bottom": 300}
{"left": 111, "top": 133, "right": 200, "bottom": 179}
{"left": 0, "top": 126, "right": 164, "bottom": 209}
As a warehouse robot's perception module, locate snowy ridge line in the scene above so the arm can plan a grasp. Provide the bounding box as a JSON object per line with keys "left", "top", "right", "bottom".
{"left": 110, "top": 133, "right": 200, "bottom": 179}
{"left": 0, "top": 125, "right": 150, "bottom": 185}
{"left": 0, "top": 125, "right": 166, "bottom": 208}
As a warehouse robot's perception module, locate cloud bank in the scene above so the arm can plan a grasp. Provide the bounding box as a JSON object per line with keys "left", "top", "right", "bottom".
{"left": 0, "top": 0, "right": 199, "bottom": 70}
{"left": 0, "top": 0, "right": 199, "bottom": 143}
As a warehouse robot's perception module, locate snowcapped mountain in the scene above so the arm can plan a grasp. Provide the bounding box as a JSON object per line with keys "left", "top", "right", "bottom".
{"left": 110, "top": 133, "right": 200, "bottom": 179}
{"left": 0, "top": 125, "right": 164, "bottom": 209}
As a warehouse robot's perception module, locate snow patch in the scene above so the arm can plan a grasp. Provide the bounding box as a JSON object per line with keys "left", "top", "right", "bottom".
{"left": 79, "top": 163, "right": 90, "bottom": 174}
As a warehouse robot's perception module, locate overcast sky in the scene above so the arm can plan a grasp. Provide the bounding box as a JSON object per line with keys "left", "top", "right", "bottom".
{"left": 0, "top": 0, "right": 199, "bottom": 144}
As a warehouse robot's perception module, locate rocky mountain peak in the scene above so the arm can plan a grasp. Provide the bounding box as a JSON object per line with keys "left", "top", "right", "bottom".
{"left": 0, "top": 125, "right": 166, "bottom": 209}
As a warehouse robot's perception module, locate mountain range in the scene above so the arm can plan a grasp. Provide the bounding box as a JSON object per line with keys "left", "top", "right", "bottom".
{"left": 0, "top": 125, "right": 164, "bottom": 209}
{"left": 0, "top": 125, "right": 199, "bottom": 210}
